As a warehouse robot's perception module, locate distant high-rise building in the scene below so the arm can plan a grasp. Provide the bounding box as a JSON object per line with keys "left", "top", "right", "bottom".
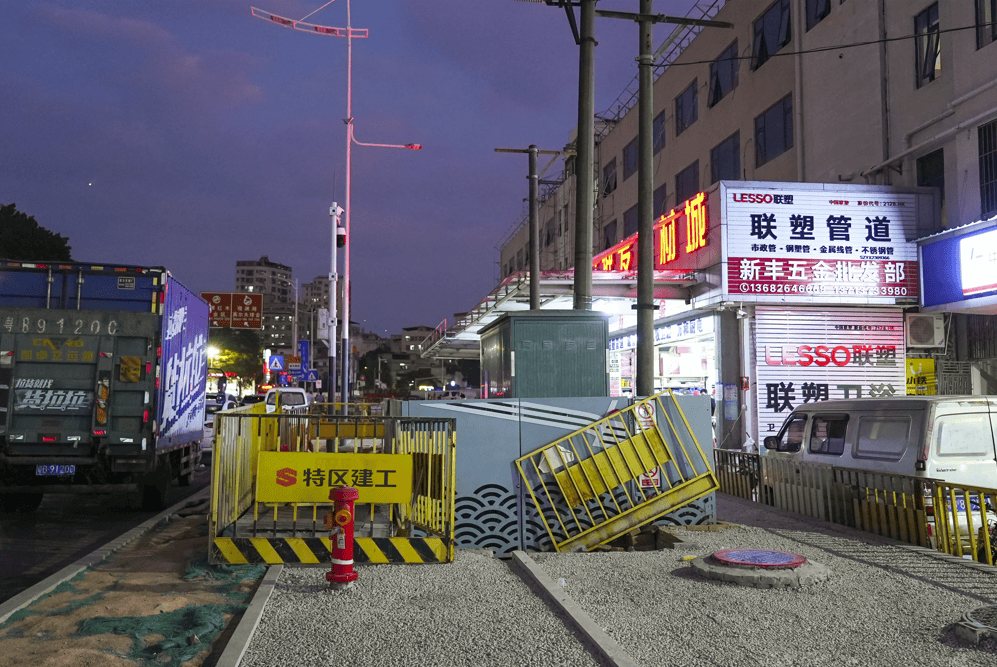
{"left": 235, "top": 256, "right": 293, "bottom": 352}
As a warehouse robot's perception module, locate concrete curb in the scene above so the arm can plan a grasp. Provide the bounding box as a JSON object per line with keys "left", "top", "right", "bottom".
{"left": 0, "top": 486, "right": 213, "bottom": 625}
{"left": 215, "top": 564, "right": 283, "bottom": 667}
{"left": 509, "top": 550, "right": 640, "bottom": 667}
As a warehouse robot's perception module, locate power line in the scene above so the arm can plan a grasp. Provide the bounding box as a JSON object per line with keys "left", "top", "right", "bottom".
{"left": 656, "top": 23, "right": 986, "bottom": 68}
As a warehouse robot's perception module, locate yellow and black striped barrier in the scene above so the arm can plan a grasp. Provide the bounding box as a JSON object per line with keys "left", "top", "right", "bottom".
{"left": 213, "top": 536, "right": 450, "bottom": 564}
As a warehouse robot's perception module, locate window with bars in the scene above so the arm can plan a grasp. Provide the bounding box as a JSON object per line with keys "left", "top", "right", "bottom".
{"left": 623, "top": 137, "right": 638, "bottom": 181}
{"left": 711, "top": 131, "right": 741, "bottom": 184}
{"left": 675, "top": 161, "right": 700, "bottom": 207}
{"left": 752, "top": 0, "right": 792, "bottom": 70}
{"left": 675, "top": 80, "right": 698, "bottom": 136}
{"left": 915, "top": 3, "right": 941, "bottom": 89}
{"left": 755, "top": 94, "right": 794, "bottom": 167}
{"left": 981, "top": 119, "right": 997, "bottom": 218}
{"left": 708, "top": 40, "right": 739, "bottom": 108}
{"left": 978, "top": 0, "right": 997, "bottom": 49}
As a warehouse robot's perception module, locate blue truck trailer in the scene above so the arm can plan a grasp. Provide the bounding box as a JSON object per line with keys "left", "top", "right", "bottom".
{"left": 0, "top": 260, "right": 208, "bottom": 511}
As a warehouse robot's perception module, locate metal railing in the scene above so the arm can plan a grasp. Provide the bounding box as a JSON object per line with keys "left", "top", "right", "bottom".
{"left": 714, "top": 450, "right": 996, "bottom": 564}
{"left": 209, "top": 409, "right": 456, "bottom": 563}
{"left": 516, "top": 390, "right": 718, "bottom": 552}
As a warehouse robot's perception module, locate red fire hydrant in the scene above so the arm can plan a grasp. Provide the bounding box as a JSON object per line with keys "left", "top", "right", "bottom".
{"left": 325, "top": 486, "right": 359, "bottom": 589}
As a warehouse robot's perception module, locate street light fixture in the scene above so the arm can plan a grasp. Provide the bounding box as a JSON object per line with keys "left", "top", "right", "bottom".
{"left": 251, "top": 1, "right": 421, "bottom": 410}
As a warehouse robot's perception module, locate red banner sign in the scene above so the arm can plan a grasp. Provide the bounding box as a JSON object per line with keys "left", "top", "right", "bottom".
{"left": 201, "top": 292, "right": 263, "bottom": 329}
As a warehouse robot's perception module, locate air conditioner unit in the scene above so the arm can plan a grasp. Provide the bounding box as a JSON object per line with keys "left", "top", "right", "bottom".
{"left": 906, "top": 313, "right": 945, "bottom": 348}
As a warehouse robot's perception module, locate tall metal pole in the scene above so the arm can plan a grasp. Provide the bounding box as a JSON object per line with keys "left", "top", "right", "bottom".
{"left": 341, "top": 0, "right": 354, "bottom": 413}
{"left": 328, "top": 203, "right": 339, "bottom": 404}
{"left": 635, "top": 0, "right": 655, "bottom": 397}
{"left": 528, "top": 145, "right": 540, "bottom": 309}
{"left": 572, "top": 0, "right": 596, "bottom": 311}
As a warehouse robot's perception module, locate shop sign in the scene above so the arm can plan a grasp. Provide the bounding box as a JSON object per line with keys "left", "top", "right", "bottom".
{"left": 723, "top": 185, "right": 919, "bottom": 305}
{"left": 906, "top": 359, "right": 936, "bottom": 395}
{"left": 593, "top": 191, "right": 710, "bottom": 274}
{"left": 754, "top": 306, "right": 905, "bottom": 438}
{"left": 960, "top": 227, "right": 997, "bottom": 296}
{"left": 609, "top": 315, "right": 712, "bottom": 351}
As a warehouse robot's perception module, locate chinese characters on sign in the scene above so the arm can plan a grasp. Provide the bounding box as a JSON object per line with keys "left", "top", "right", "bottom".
{"left": 593, "top": 191, "right": 709, "bottom": 273}
{"left": 724, "top": 187, "right": 919, "bottom": 304}
{"left": 754, "top": 307, "right": 906, "bottom": 438}
{"left": 201, "top": 292, "right": 264, "bottom": 329}
{"left": 257, "top": 452, "right": 413, "bottom": 504}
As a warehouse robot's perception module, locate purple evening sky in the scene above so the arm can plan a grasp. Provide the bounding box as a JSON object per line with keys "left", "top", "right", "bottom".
{"left": 1, "top": 0, "right": 695, "bottom": 337}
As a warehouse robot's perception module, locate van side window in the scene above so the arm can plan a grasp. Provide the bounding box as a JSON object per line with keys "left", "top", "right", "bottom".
{"left": 854, "top": 417, "right": 909, "bottom": 461}
{"left": 808, "top": 415, "right": 848, "bottom": 455}
{"left": 934, "top": 414, "right": 993, "bottom": 456}
{"left": 780, "top": 415, "right": 807, "bottom": 449}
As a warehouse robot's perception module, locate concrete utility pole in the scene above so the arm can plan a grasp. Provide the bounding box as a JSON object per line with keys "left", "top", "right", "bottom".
{"left": 592, "top": 4, "right": 732, "bottom": 397}
{"left": 529, "top": 1, "right": 731, "bottom": 395}
{"left": 495, "top": 145, "right": 575, "bottom": 309}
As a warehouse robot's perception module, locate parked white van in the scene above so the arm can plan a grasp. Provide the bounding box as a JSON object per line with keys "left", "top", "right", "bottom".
{"left": 763, "top": 396, "right": 997, "bottom": 489}
{"left": 264, "top": 387, "right": 311, "bottom": 414}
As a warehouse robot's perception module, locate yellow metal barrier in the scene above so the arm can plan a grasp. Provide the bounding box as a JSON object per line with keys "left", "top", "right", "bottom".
{"left": 209, "top": 411, "right": 456, "bottom": 565}
{"left": 516, "top": 390, "right": 718, "bottom": 552}
{"left": 931, "top": 483, "right": 997, "bottom": 565}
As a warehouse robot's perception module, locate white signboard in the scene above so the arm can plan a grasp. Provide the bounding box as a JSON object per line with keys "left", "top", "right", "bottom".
{"left": 722, "top": 184, "right": 919, "bottom": 305}
{"left": 960, "top": 227, "right": 997, "bottom": 296}
{"left": 754, "top": 306, "right": 906, "bottom": 439}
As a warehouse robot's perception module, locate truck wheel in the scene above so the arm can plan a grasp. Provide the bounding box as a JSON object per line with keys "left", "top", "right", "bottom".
{"left": 141, "top": 459, "right": 171, "bottom": 511}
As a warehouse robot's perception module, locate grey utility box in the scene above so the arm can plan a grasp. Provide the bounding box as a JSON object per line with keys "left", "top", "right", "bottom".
{"left": 479, "top": 310, "right": 609, "bottom": 398}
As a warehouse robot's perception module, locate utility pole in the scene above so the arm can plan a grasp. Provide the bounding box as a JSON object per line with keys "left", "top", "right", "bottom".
{"left": 495, "top": 145, "right": 575, "bottom": 309}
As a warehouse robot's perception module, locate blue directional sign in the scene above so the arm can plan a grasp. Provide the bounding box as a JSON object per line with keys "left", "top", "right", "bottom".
{"left": 298, "top": 340, "right": 310, "bottom": 368}
{"left": 269, "top": 355, "right": 284, "bottom": 372}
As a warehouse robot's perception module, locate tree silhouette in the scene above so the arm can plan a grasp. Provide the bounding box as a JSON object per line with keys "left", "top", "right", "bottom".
{"left": 0, "top": 204, "right": 73, "bottom": 261}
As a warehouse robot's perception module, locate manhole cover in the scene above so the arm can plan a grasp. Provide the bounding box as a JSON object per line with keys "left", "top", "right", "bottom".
{"left": 713, "top": 549, "right": 807, "bottom": 569}
{"left": 966, "top": 605, "right": 997, "bottom": 630}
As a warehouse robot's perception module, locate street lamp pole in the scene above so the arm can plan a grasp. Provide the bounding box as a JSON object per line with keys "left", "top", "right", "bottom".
{"left": 252, "top": 1, "right": 421, "bottom": 412}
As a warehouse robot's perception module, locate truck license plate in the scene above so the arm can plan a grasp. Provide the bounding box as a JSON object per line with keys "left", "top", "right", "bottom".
{"left": 36, "top": 464, "right": 75, "bottom": 476}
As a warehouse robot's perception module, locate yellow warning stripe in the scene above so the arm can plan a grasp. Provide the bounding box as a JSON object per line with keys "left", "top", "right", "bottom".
{"left": 212, "top": 537, "right": 450, "bottom": 565}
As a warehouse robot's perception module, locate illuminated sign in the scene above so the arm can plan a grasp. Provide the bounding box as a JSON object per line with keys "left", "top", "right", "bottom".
{"left": 593, "top": 192, "right": 709, "bottom": 273}
{"left": 959, "top": 227, "right": 997, "bottom": 296}
{"left": 723, "top": 185, "right": 920, "bottom": 305}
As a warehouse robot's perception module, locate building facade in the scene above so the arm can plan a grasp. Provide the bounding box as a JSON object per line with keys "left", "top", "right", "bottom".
{"left": 493, "top": 0, "right": 997, "bottom": 448}
{"left": 235, "top": 256, "right": 294, "bottom": 352}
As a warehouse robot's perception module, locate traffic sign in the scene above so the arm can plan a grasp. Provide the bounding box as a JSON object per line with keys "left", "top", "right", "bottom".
{"left": 287, "top": 355, "right": 302, "bottom": 371}
{"left": 303, "top": 369, "right": 319, "bottom": 382}
{"left": 269, "top": 355, "right": 284, "bottom": 371}
{"left": 298, "top": 340, "right": 310, "bottom": 368}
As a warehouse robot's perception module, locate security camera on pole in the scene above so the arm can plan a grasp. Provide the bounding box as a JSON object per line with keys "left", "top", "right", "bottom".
{"left": 328, "top": 202, "right": 345, "bottom": 404}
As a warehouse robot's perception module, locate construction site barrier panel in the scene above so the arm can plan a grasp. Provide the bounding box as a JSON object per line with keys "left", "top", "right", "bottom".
{"left": 715, "top": 450, "right": 997, "bottom": 563}
{"left": 515, "top": 390, "right": 719, "bottom": 552}
{"left": 209, "top": 410, "right": 456, "bottom": 565}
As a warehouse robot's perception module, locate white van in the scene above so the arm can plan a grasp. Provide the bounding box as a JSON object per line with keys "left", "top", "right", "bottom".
{"left": 763, "top": 396, "right": 997, "bottom": 489}
{"left": 264, "top": 387, "right": 311, "bottom": 414}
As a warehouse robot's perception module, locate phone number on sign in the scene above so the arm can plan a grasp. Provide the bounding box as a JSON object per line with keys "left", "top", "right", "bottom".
{"left": 737, "top": 283, "right": 910, "bottom": 296}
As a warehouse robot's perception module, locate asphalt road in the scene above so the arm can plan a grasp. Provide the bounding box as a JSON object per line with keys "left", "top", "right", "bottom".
{"left": 0, "top": 463, "right": 212, "bottom": 603}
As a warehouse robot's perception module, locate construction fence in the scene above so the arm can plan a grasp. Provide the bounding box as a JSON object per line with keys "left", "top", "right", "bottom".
{"left": 714, "top": 449, "right": 997, "bottom": 566}
{"left": 209, "top": 403, "right": 456, "bottom": 565}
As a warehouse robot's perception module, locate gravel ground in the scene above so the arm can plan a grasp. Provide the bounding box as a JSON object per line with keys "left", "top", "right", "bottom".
{"left": 240, "top": 549, "right": 601, "bottom": 667}
{"left": 242, "top": 495, "right": 997, "bottom": 667}
{"left": 532, "top": 495, "right": 997, "bottom": 667}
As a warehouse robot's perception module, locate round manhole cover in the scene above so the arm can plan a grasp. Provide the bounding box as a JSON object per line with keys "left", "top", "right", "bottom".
{"left": 713, "top": 549, "right": 807, "bottom": 569}
{"left": 966, "top": 605, "right": 997, "bottom": 630}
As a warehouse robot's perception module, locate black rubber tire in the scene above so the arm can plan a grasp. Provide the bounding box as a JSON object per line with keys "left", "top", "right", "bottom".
{"left": 141, "top": 458, "right": 170, "bottom": 511}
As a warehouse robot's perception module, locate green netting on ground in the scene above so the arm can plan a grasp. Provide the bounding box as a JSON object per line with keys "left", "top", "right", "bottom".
{"left": 77, "top": 603, "right": 245, "bottom": 666}
{"left": 0, "top": 572, "right": 103, "bottom": 628}
{"left": 183, "top": 559, "right": 267, "bottom": 600}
